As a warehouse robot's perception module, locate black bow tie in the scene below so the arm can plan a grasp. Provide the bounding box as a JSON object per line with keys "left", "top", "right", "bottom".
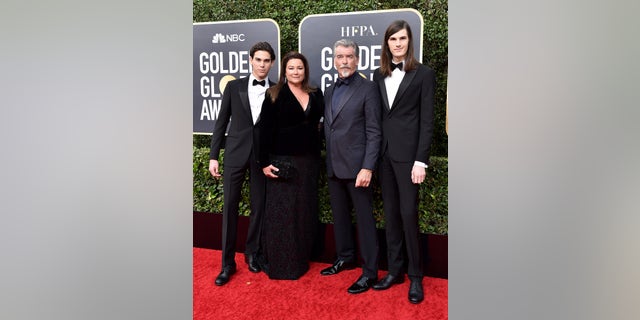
{"left": 253, "top": 79, "right": 266, "bottom": 86}
{"left": 390, "top": 62, "right": 403, "bottom": 71}
{"left": 336, "top": 78, "right": 350, "bottom": 87}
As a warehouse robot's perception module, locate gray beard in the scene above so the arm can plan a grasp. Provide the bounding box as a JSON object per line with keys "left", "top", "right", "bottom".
{"left": 340, "top": 70, "right": 350, "bottom": 78}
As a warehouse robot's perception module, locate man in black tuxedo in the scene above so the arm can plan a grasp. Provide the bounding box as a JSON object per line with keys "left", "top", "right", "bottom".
{"left": 209, "top": 42, "right": 276, "bottom": 286}
{"left": 321, "top": 39, "right": 382, "bottom": 294}
{"left": 372, "top": 21, "right": 436, "bottom": 304}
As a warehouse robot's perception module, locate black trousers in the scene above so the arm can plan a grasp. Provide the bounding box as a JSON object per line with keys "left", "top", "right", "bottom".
{"left": 327, "top": 176, "right": 379, "bottom": 278}
{"left": 220, "top": 152, "right": 266, "bottom": 268}
{"left": 379, "top": 155, "right": 423, "bottom": 279}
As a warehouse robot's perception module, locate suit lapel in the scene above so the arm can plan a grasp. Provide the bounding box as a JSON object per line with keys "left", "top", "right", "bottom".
{"left": 377, "top": 78, "right": 391, "bottom": 111}
{"left": 325, "top": 85, "right": 335, "bottom": 126}
{"left": 332, "top": 77, "right": 361, "bottom": 120}
{"left": 390, "top": 70, "right": 416, "bottom": 111}
{"left": 238, "top": 77, "right": 251, "bottom": 119}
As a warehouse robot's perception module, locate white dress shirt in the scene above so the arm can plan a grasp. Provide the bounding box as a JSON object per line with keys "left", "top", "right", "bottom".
{"left": 384, "top": 62, "right": 405, "bottom": 109}
{"left": 247, "top": 74, "right": 268, "bottom": 124}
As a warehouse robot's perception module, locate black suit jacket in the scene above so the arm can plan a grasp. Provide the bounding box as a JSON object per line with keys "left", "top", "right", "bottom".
{"left": 210, "top": 76, "right": 274, "bottom": 164}
{"left": 324, "top": 74, "right": 382, "bottom": 179}
{"left": 373, "top": 64, "right": 436, "bottom": 164}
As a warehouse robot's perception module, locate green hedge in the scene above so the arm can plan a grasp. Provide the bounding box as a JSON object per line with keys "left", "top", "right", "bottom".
{"left": 193, "top": 0, "right": 448, "bottom": 234}
{"left": 193, "top": 0, "right": 448, "bottom": 157}
{"left": 193, "top": 146, "right": 448, "bottom": 235}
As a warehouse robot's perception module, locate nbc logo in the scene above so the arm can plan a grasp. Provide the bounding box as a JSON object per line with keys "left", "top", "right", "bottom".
{"left": 211, "top": 33, "right": 227, "bottom": 44}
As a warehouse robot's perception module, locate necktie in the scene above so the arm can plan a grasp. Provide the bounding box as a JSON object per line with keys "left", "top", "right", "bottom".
{"left": 253, "top": 79, "right": 266, "bottom": 86}
{"left": 390, "top": 62, "right": 403, "bottom": 71}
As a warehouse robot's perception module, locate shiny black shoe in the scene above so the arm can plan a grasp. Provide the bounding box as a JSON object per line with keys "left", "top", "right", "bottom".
{"left": 347, "top": 275, "right": 377, "bottom": 294}
{"left": 214, "top": 265, "right": 236, "bottom": 286}
{"left": 372, "top": 273, "right": 405, "bottom": 290}
{"left": 245, "top": 254, "right": 261, "bottom": 273}
{"left": 320, "top": 259, "right": 356, "bottom": 275}
{"left": 408, "top": 280, "right": 424, "bottom": 304}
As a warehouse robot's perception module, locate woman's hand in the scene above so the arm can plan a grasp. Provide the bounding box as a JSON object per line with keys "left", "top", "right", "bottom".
{"left": 263, "top": 164, "right": 280, "bottom": 179}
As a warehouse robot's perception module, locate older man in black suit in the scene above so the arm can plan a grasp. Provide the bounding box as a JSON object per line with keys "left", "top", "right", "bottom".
{"left": 209, "top": 42, "right": 276, "bottom": 286}
{"left": 320, "top": 39, "right": 382, "bottom": 294}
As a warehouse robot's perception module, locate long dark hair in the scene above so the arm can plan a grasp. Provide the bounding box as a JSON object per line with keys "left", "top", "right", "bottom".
{"left": 267, "top": 51, "right": 316, "bottom": 102}
{"left": 379, "top": 20, "right": 419, "bottom": 77}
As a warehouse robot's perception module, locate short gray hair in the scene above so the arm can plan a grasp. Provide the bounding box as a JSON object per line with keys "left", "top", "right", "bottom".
{"left": 333, "top": 39, "right": 359, "bottom": 57}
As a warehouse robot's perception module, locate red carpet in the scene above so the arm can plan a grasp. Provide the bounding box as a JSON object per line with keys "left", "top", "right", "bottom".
{"left": 194, "top": 248, "right": 448, "bottom": 320}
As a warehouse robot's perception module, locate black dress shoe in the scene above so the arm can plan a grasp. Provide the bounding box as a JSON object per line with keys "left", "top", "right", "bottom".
{"left": 245, "top": 254, "right": 261, "bottom": 273}
{"left": 347, "top": 275, "right": 377, "bottom": 294}
{"left": 214, "top": 265, "right": 236, "bottom": 286}
{"left": 320, "top": 259, "right": 356, "bottom": 275}
{"left": 372, "top": 273, "right": 404, "bottom": 290}
{"left": 408, "top": 280, "right": 424, "bottom": 304}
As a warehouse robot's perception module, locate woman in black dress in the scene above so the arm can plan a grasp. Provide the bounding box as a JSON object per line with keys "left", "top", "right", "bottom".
{"left": 256, "top": 51, "right": 324, "bottom": 280}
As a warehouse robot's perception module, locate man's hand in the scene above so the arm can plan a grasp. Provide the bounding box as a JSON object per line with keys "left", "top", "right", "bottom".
{"left": 355, "top": 169, "right": 372, "bottom": 188}
{"left": 411, "top": 165, "right": 426, "bottom": 184}
{"left": 209, "top": 159, "right": 222, "bottom": 178}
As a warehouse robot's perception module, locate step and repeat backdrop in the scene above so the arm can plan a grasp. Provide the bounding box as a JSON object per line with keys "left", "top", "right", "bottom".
{"left": 299, "top": 9, "right": 422, "bottom": 93}
{"left": 193, "top": 19, "right": 280, "bottom": 134}
{"left": 193, "top": 9, "right": 422, "bottom": 134}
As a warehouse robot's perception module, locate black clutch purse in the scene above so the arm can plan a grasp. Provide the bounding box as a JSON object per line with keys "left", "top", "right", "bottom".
{"left": 269, "top": 155, "right": 296, "bottom": 179}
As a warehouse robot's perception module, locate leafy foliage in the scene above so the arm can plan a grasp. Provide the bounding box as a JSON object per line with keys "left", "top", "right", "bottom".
{"left": 194, "top": 147, "right": 448, "bottom": 234}
{"left": 419, "top": 156, "right": 448, "bottom": 234}
{"left": 193, "top": 147, "right": 224, "bottom": 214}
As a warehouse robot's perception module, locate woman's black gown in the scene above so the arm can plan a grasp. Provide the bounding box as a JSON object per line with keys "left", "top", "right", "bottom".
{"left": 257, "top": 86, "right": 323, "bottom": 280}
